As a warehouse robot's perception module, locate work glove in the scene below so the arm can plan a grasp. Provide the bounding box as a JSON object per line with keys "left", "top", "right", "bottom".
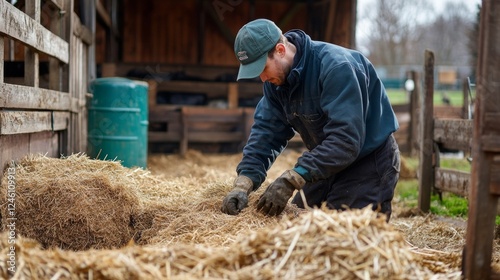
{"left": 221, "top": 175, "right": 253, "bottom": 215}
{"left": 257, "top": 169, "right": 306, "bottom": 216}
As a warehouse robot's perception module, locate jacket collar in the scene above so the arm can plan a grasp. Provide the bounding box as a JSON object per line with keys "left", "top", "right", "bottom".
{"left": 279, "top": 29, "right": 310, "bottom": 91}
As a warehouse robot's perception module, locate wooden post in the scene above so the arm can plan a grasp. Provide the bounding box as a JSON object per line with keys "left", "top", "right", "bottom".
{"left": 408, "top": 70, "right": 421, "bottom": 157}
{"left": 24, "top": 0, "right": 41, "bottom": 88}
{"left": 0, "top": 36, "right": 4, "bottom": 84}
{"left": 462, "top": 78, "right": 470, "bottom": 119}
{"left": 464, "top": 0, "right": 500, "bottom": 278}
{"left": 49, "top": 5, "right": 63, "bottom": 91}
{"left": 418, "top": 50, "right": 435, "bottom": 213}
{"left": 228, "top": 83, "right": 239, "bottom": 109}
{"left": 180, "top": 107, "right": 188, "bottom": 156}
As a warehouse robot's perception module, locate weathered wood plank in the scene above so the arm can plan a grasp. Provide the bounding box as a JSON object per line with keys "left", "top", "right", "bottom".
{"left": 480, "top": 95, "right": 500, "bottom": 152}
{"left": 0, "top": 1, "right": 69, "bottom": 63}
{"left": 491, "top": 158, "right": 500, "bottom": 195}
{"left": 434, "top": 106, "right": 463, "bottom": 119}
{"left": 156, "top": 81, "right": 229, "bottom": 95}
{"left": 149, "top": 106, "right": 181, "bottom": 122}
{"left": 481, "top": 135, "right": 500, "bottom": 153}
{"left": 433, "top": 119, "right": 473, "bottom": 151}
{"left": 73, "top": 12, "right": 92, "bottom": 45}
{"left": 29, "top": 131, "right": 59, "bottom": 157}
{"left": 0, "top": 134, "right": 30, "bottom": 170}
{"left": 0, "top": 83, "right": 71, "bottom": 111}
{"left": 46, "top": 0, "right": 64, "bottom": 11}
{"left": 228, "top": 83, "right": 238, "bottom": 109}
{"left": 187, "top": 131, "right": 244, "bottom": 142}
{"left": 180, "top": 106, "right": 245, "bottom": 155}
{"left": 0, "top": 111, "right": 69, "bottom": 135}
{"left": 465, "top": 0, "right": 500, "bottom": 278}
{"left": 0, "top": 36, "right": 4, "bottom": 84}
{"left": 24, "top": 0, "right": 41, "bottom": 88}
{"left": 96, "top": 0, "right": 112, "bottom": 30}
{"left": 148, "top": 131, "right": 182, "bottom": 142}
{"left": 435, "top": 168, "right": 470, "bottom": 197}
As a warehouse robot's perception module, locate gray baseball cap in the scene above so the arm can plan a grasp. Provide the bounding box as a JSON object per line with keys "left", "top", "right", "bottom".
{"left": 234, "top": 19, "right": 282, "bottom": 81}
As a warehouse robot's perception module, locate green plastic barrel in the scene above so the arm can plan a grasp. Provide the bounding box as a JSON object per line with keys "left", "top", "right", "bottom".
{"left": 87, "top": 77, "right": 148, "bottom": 168}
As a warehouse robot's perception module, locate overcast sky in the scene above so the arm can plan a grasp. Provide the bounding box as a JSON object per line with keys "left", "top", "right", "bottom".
{"left": 356, "top": 0, "right": 482, "bottom": 45}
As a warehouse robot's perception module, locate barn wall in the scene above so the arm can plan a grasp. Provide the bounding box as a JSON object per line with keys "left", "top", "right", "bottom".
{"left": 114, "top": 0, "right": 355, "bottom": 66}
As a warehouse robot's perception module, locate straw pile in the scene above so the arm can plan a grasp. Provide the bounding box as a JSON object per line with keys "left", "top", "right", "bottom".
{"left": 0, "top": 207, "right": 461, "bottom": 279}
{"left": 0, "top": 150, "right": 482, "bottom": 278}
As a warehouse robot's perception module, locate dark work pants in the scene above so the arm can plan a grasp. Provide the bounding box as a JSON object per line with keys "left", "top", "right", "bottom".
{"left": 291, "top": 134, "right": 400, "bottom": 221}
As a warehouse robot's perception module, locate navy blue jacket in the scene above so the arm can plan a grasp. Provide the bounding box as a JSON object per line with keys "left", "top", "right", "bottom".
{"left": 237, "top": 30, "right": 399, "bottom": 189}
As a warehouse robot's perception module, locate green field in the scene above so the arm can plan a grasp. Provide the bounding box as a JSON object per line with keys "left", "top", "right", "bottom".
{"left": 395, "top": 156, "right": 500, "bottom": 224}
{"left": 387, "top": 89, "right": 470, "bottom": 106}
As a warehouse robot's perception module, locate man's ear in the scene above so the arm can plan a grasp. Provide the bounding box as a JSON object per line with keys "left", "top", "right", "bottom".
{"left": 276, "top": 43, "right": 286, "bottom": 57}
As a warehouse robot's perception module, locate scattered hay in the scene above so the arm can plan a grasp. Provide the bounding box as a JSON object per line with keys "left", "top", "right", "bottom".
{"left": 400, "top": 157, "right": 417, "bottom": 179}
{"left": 0, "top": 150, "right": 489, "bottom": 278}
{"left": 392, "top": 215, "right": 466, "bottom": 252}
{"left": 0, "top": 207, "right": 462, "bottom": 279}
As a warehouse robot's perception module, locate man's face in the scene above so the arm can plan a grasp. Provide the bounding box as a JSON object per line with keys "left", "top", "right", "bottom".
{"left": 259, "top": 51, "right": 290, "bottom": 86}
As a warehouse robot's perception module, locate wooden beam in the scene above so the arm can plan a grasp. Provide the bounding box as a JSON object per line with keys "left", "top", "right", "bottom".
{"left": 324, "top": 0, "right": 338, "bottom": 42}
{"left": 278, "top": 3, "right": 303, "bottom": 27}
{"left": 157, "top": 81, "right": 228, "bottom": 93}
{"left": 49, "top": 4, "right": 63, "bottom": 91}
{"left": 418, "top": 50, "right": 435, "bottom": 213}
{"left": 73, "top": 13, "right": 93, "bottom": 45}
{"left": 24, "top": 0, "right": 41, "bottom": 88}
{"left": 435, "top": 168, "right": 470, "bottom": 197}
{"left": 96, "top": 0, "right": 113, "bottom": 30}
{"left": 0, "top": 36, "right": 4, "bottom": 84}
{"left": 46, "top": 0, "right": 64, "bottom": 11}
{"left": 0, "top": 1, "right": 69, "bottom": 64}
{"left": 0, "top": 83, "right": 72, "bottom": 111}
{"left": 433, "top": 119, "right": 473, "bottom": 151}
{"left": 148, "top": 131, "right": 182, "bottom": 142}
{"left": 203, "top": 0, "right": 235, "bottom": 47}
{"left": 0, "top": 111, "right": 70, "bottom": 135}
{"left": 228, "top": 83, "right": 238, "bottom": 109}
{"left": 481, "top": 112, "right": 500, "bottom": 152}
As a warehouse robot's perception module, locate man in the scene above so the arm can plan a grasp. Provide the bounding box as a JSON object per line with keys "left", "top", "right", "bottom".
{"left": 221, "top": 19, "right": 400, "bottom": 220}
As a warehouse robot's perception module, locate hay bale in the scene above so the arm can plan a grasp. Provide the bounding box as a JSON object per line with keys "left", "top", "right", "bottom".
{"left": 0, "top": 154, "right": 143, "bottom": 250}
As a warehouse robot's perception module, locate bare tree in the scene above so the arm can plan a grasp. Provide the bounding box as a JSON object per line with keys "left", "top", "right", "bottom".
{"left": 358, "top": 0, "right": 434, "bottom": 66}
{"left": 415, "top": 1, "right": 475, "bottom": 66}
{"left": 358, "top": 0, "right": 476, "bottom": 70}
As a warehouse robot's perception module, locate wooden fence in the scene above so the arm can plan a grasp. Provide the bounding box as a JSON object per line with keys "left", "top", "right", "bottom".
{"left": 392, "top": 69, "right": 471, "bottom": 158}
{"left": 0, "top": 0, "right": 90, "bottom": 171}
{"left": 417, "top": 50, "right": 474, "bottom": 212}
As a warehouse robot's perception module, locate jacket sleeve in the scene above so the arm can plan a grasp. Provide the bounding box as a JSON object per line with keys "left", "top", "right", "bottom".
{"left": 236, "top": 84, "right": 296, "bottom": 190}
{"left": 296, "top": 61, "right": 368, "bottom": 181}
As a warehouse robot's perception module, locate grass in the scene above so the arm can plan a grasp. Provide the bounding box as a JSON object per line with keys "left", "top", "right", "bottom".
{"left": 396, "top": 156, "right": 500, "bottom": 224}
{"left": 387, "top": 89, "right": 468, "bottom": 106}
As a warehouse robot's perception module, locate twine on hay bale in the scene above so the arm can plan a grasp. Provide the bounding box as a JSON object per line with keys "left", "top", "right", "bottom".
{"left": 0, "top": 154, "right": 147, "bottom": 250}
{"left": 0, "top": 207, "right": 462, "bottom": 279}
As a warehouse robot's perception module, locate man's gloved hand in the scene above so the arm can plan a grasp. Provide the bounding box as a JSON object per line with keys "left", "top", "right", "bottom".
{"left": 257, "top": 169, "right": 306, "bottom": 216}
{"left": 221, "top": 175, "right": 253, "bottom": 215}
